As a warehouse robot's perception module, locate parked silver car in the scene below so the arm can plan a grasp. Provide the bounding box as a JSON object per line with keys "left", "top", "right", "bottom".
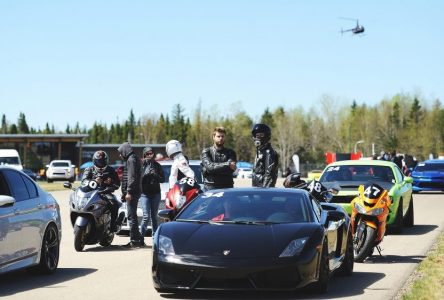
{"left": 0, "top": 166, "right": 61, "bottom": 274}
{"left": 118, "top": 159, "right": 203, "bottom": 234}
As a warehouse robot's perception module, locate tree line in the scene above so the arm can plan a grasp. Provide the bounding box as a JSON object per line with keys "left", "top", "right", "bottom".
{"left": 2, "top": 93, "right": 443, "bottom": 171}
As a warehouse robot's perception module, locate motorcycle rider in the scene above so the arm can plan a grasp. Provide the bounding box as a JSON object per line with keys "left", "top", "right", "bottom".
{"left": 166, "top": 140, "right": 195, "bottom": 188}
{"left": 81, "top": 150, "right": 121, "bottom": 232}
{"left": 251, "top": 123, "right": 279, "bottom": 187}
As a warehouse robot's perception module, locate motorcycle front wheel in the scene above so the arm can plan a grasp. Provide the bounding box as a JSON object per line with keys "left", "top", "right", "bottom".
{"left": 353, "top": 224, "right": 376, "bottom": 262}
{"left": 74, "top": 225, "right": 87, "bottom": 252}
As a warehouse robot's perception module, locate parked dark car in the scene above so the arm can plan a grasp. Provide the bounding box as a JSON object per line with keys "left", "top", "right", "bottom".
{"left": 412, "top": 159, "right": 444, "bottom": 193}
{"left": 153, "top": 188, "right": 353, "bottom": 292}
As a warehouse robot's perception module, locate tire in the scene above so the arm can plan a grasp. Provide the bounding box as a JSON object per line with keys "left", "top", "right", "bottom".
{"left": 403, "top": 197, "right": 414, "bottom": 227}
{"left": 47, "top": 178, "right": 53, "bottom": 183}
{"left": 338, "top": 229, "right": 354, "bottom": 276}
{"left": 36, "top": 224, "right": 60, "bottom": 274}
{"left": 99, "top": 231, "right": 114, "bottom": 247}
{"left": 353, "top": 225, "right": 376, "bottom": 262}
{"left": 74, "top": 225, "right": 86, "bottom": 252}
{"left": 390, "top": 198, "right": 404, "bottom": 234}
{"left": 309, "top": 240, "right": 329, "bottom": 293}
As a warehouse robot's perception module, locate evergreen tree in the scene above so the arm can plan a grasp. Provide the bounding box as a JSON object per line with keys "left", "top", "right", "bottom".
{"left": 1, "top": 114, "right": 7, "bottom": 133}
{"left": 10, "top": 124, "right": 18, "bottom": 134}
{"left": 17, "top": 112, "right": 30, "bottom": 134}
{"left": 260, "top": 107, "right": 275, "bottom": 128}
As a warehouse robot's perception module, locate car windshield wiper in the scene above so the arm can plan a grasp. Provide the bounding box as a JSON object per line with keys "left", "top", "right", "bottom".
{"left": 222, "top": 220, "right": 277, "bottom": 225}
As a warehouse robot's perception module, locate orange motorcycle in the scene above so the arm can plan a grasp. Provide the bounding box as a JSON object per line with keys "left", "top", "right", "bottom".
{"left": 351, "top": 182, "right": 392, "bottom": 262}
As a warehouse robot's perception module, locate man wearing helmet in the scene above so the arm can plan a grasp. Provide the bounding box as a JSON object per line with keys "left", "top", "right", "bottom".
{"left": 81, "top": 150, "right": 121, "bottom": 232}
{"left": 201, "top": 126, "right": 237, "bottom": 190}
{"left": 165, "top": 140, "right": 195, "bottom": 188}
{"left": 251, "top": 123, "right": 279, "bottom": 187}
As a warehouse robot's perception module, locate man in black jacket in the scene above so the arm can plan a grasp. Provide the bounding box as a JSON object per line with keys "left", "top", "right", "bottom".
{"left": 82, "top": 150, "right": 121, "bottom": 232}
{"left": 117, "top": 142, "right": 143, "bottom": 247}
{"left": 140, "top": 147, "right": 165, "bottom": 242}
{"left": 201, "top": 127, "right": 237, "bottom": 190}
{"left": 251, "top": 123, "right": 279, "bottom": 187}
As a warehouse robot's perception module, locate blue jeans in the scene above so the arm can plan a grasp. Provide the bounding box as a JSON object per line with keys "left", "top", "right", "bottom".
{"left": 139, "top": 193, "right": 161, "bottom": 240}
{"left": 127, "top": 194, "right": 142, "bottom": 244}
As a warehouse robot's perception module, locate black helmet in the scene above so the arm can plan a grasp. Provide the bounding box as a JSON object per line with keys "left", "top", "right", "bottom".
{"left": 251, "top": 123, "right": 271, "bottom": 147}
{"left": 93, "top": 150, "right": 108, "bottom": 170}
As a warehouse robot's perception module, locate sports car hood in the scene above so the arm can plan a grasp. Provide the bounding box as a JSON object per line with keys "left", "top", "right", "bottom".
{"left": 159, "top": 222, "right": 322, "bottom": 259}
{"left": 412, "top": 171, "right": 444, "bottom": 179}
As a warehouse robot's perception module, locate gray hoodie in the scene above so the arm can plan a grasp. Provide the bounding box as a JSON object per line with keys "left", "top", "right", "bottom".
{"left": 117, "top": 142, "right": 141, "bottom": 197}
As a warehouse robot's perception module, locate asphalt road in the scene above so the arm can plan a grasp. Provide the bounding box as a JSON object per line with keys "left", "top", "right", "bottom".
{"left": 1, "top": 180, "right": 443, "bottom": 300}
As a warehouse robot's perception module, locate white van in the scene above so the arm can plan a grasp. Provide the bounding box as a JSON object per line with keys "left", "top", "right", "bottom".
{"left": 0, "top": 149, "right": 23, "bottom": 170}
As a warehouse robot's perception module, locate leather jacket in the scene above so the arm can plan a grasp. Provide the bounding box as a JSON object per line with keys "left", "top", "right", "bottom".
{"left": 252, "top": 143, "right": 279, "bottom": 187}
{"left": 81, "top": 165, "right": 120, "bottom": 192}
{"left": 201, "top": 146, "right": 237, "bottom": 189}
{"left": 141, "top": 158, "right": 165, "bottom": 195}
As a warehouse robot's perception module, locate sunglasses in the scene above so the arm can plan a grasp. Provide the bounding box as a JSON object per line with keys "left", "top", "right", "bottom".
{"left": 145, "top": 152, "right": 154, "bottom": 156}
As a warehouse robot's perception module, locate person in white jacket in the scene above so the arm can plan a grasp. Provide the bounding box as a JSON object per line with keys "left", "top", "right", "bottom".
{"left": 166, "top": 140, "right": 195, "bottom": 188}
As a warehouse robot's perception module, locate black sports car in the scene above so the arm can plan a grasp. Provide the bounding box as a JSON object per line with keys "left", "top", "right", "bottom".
{"left": 153, "top": 188, "right": 353, "bottom": 293}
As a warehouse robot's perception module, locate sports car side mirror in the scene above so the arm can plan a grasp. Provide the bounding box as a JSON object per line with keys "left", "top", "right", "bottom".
{"left": 326, "top": 210, "right": 344, "bottom": 222}
{"left": 158, "top": 209, "right": 175, "bottom": 221}
{"left": 404, "top": 176, "right": 413, "bottom": 184}
{"left": 0, "top": 195, "right": 15, "bottom": 207}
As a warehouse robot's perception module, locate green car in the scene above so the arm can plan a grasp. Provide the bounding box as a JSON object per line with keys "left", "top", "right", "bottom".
{"left": 319, "top": 160, "right": 414, "bottom": 232}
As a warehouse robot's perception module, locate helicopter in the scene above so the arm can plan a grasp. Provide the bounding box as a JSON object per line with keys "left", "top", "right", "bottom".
{"left": 340, "top": 18, "right": 365, "bottom": 35}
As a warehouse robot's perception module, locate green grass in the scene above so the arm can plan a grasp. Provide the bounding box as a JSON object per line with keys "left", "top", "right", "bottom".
{"left": 37, "top": 181, "right": 80, "bottom": 192}
{"left": 401, "top": 232, "right": 444, "bottom": 300}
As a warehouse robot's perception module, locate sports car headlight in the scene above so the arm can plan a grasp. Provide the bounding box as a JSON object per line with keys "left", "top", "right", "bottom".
{"left": 354, "top": 202, "right": 367, "bottom": 214}
{"left": 159, "top": 235, "right": 175, "bottom": 255}
{"left": 279, "top": 237, "right": 308, "bottom": 257}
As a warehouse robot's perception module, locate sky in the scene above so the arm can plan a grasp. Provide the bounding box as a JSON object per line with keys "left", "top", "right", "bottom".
{"left": 1, "top": 0, "right": 443, "bottom": 130}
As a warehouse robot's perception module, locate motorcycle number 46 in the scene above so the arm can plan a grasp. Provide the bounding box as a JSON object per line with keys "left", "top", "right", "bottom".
{"left": 364, "top": 186, "right": 382, "bottom": 198}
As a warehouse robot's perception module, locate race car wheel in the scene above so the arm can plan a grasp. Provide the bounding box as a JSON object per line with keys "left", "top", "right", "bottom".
{"left": 403, "top": 197, "right": 414, "bottom": 227}
{"left": 338, "top": 229, "right": 354, "bottom": 276}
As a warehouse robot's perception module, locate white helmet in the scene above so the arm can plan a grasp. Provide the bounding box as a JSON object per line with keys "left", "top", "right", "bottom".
{"left": 166, "top": 140, "right": 182, "bottom": 157}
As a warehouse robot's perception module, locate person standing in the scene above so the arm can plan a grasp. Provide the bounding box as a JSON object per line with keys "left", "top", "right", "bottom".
{"left": 140, "top": 147, "right": 165, "bottom": 241}
{"left": 165, "top": 140, "right": 195, "bottom": 188}
{"left": 251, "top": 123, "right": 279, "bottom": 187}
{"left": 117, "top": 142, "right": 143, "bottom": 247}
{"left": 201, "top": 127, "right": 237, "bottom": 190}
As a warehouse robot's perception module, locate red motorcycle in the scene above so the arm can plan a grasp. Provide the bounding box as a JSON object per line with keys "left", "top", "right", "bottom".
{"left": 165, "top": 177, "right": 202, "bottom": 216}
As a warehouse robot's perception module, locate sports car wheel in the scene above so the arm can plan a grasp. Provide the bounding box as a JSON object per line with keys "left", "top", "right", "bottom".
{"left": 338, "top": 229, "right": 354, "bottom": 276}
{"left": 74, "top": 225, "right": 86, "bottom": 252}
{"left": 390, "top": 198, "right": 404, "bottom": 234}
{"left": 309, "top": 239, "right": 329, "bottom": 293}
{"left": 37, "top": 224, "right": 59, "bottom": 274}
{"left": 403, "top": 197, "right": 414, "bottom": 227}
{"left": 353, "top": 225, "right": 376, "bottom": 262}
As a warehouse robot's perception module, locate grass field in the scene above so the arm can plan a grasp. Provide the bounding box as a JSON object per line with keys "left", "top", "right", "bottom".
{"left": 37, "top": 181, "right": 80, "bottom": 192}
{"left": 399, "top": 232, "right": 444, "bottom": 300}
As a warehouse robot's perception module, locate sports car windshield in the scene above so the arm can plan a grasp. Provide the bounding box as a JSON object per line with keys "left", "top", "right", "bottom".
{"left": 320, "top": 165, "right": 395, "bottom": 183}
{"left": 176, "top": 190, "right": 310, "bottom": 224}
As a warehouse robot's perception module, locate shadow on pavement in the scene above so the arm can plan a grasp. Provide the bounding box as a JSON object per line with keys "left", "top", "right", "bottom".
{"left": 158, "top": 272, "right": 385, "bottom": 299}
{"left": 0, "top": 267, "right": 97, "bottom": 297}
{"left": 364, "top": 254, "right": 425, "bottom": 264}
{"left": 398, "top": 224, "right": 438, "bottom": 236}
{"left": 84, "top": 244, "right": 152, "bottom": 252}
